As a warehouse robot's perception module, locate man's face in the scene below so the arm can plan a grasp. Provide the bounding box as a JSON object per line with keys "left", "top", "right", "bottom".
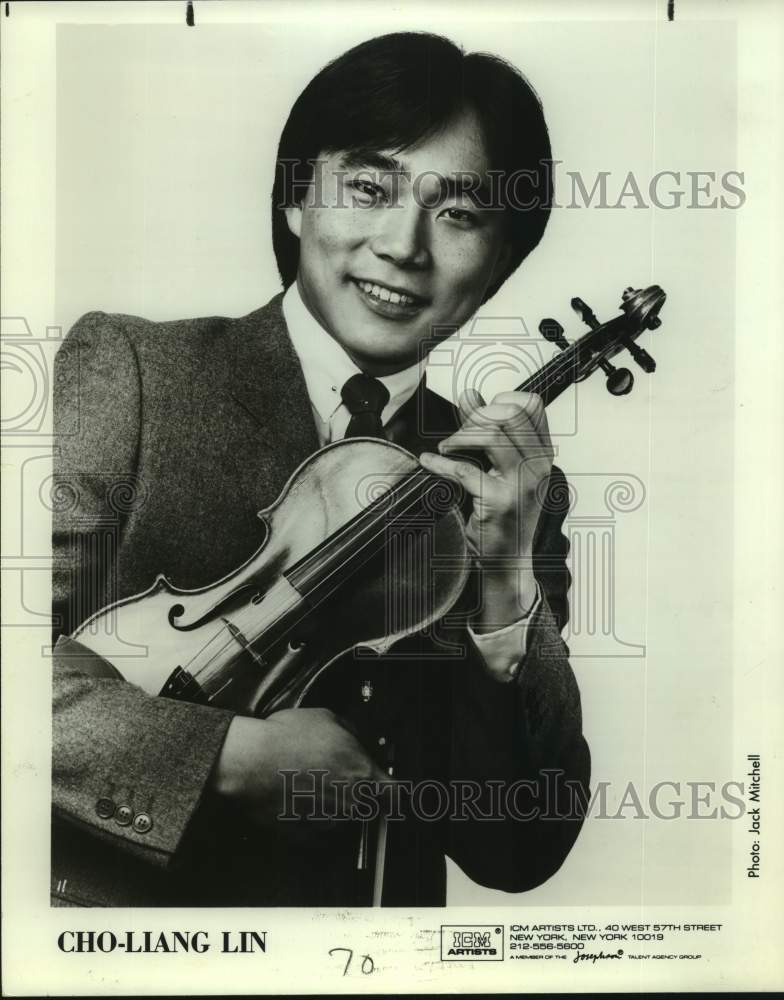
{"left": 285, "top": 108, "right": 512, "bottom": 376}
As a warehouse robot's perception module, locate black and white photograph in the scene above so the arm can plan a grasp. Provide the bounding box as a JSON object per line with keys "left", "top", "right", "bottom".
{"left": 2, "top": 0, "right": 782, "bottom": 994}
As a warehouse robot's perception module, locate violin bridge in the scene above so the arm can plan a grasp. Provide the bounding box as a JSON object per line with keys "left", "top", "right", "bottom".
{"left": 223, "top": 617, "right": 267, "bottom": 670}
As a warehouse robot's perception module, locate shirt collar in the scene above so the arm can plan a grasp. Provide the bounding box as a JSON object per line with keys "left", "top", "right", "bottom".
{"left": 282, "top": 281, "right": 425, "bottom": 427}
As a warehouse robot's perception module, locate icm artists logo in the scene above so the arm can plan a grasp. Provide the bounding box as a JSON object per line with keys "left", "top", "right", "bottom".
{"left": 440, "top": 925, "right": 503, "bottom": 961}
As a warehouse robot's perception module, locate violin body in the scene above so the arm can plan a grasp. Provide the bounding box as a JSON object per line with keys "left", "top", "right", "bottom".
{"left": 71, "top": 438, "right": 469, "bottom": 716}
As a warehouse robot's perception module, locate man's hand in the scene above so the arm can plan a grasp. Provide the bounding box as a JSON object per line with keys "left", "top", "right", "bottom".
{"left": 210, "top": 708, "right": 388, "bottom": 827}
{"left": 419, "top": 388, "right": 553, "bottom": 633}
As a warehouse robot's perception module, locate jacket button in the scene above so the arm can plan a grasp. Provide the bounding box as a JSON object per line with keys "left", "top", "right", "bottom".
{"left": 115, "top": 804, "right": 133, "bottom": 827}
{"left": 95, "top": 797, "right": 115, "bottom": 819}
{"left": 132, "top": 812, "right": 153, "bottom": 835}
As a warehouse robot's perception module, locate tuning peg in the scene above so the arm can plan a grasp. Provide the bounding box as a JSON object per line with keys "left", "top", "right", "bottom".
{"left": 605, "top": 366, "right": 634, "bottom": 395}
{"left": 539, "top": 318, "right": 570, "bottom": 351}
{"left": 623, "top": 339, "right": 656, "bottom": 373}
{"left": 571, "top": 296, "right": 600, "bottom": 330}
{"left": 568, "top": 297, "right": 633, "bottom": 394}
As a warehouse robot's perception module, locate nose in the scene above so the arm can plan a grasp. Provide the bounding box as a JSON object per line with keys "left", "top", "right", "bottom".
{"left": 369, "top": 201, "right": 430, "bottom": 270}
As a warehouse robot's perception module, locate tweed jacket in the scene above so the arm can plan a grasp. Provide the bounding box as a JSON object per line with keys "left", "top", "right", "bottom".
{"left": 51, "top": 294, "right": 590, "bottom": 907}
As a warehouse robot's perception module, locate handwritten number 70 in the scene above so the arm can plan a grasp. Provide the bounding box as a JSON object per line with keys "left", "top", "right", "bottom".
{"left": 328, "top": 948, "right": 375, "bottom": 976}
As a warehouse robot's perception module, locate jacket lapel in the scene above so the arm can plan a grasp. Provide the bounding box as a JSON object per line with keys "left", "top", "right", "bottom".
{"left": 227, "top": 293, "right": 320, "bottom": 511}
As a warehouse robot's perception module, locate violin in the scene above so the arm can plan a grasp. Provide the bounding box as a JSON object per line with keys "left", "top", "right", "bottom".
{"left": 68, "top": 284, "right": 666, "bottom": 902}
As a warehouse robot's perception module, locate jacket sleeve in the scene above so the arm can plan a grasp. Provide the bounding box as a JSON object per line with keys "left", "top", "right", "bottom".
{"left": 52, "top": 313, "right": 233, "bottom": 867}
{"left": 444, "top": 466, "right": 591, "bottom": 892}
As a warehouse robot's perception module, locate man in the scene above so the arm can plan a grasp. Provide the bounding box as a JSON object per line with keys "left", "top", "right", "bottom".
{"left": 51, "top": 31, "right": 589, "bottom": 907}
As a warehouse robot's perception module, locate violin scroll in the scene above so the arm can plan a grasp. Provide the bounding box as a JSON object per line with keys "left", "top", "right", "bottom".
{"left": 620, "top": 284, "right": 666, "bottom": 331}
{"left": 528, "top": 284, "right": 667, "bottom": 402}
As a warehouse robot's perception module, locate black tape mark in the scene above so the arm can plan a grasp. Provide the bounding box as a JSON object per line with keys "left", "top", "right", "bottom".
{"left": 667, "top": 0, "right": 674, "bottom": 20}
{"left": 4, "top": 3, "right": 9, "bottom": 17}
{"left": 186, "top": 0, "right": 194, "bottom": 26}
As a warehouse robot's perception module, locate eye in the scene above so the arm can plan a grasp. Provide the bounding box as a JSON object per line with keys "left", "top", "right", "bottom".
{"left": 349, "top": 179, "right": 386, "bottom": 206}
{"left": 440, "top": 207, "right": 478, "bottom": 226}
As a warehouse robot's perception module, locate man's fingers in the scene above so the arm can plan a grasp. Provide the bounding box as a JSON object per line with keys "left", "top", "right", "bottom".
{"left": 420, "top": 389, "right": 553, "bottom": 507}
{"left": 419, "top": 450, "right": 500, "bottom": 503}
{"left": 457, "top": 387, "right": 486, "bottom": 421}
{"left": 468, "top": 394, "right": 553, "bottom": 466}
{"left": 493, "top": 390, "right": 546, "bottom": 421}
{"left": 453, "top": 396, "right": 550, "bottom": 448}
{"left": 487, "top": 393, "right": 548, "bottom": 439}
{"left": 439, "top": 422, "right": 512, "bottom": 465}
{"left": 437, "top": 422, "right": 536, "bottom": 477}
{"left": 489, "top": 391, "right": 553, "bottom": 455}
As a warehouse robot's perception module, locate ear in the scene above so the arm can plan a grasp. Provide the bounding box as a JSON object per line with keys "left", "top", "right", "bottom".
{"left": 285, "top": 203, "right": 303, "bottom": 239}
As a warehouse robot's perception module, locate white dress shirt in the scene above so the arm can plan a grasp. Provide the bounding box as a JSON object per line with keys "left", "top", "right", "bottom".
{"left": 282, "top": 282, "right": 541, "bottom": 681}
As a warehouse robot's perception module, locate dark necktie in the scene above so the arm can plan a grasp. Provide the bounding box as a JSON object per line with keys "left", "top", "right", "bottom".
{"left": 341, "top": 373, "right": 390, "bottom": 439}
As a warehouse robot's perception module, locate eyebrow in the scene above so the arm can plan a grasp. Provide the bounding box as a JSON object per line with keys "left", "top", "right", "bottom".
{"left": 339, "top": 150, "right": 406, "bottom": 174}
{"left": 338, "top": 151, "right": 497, "bottom": 209}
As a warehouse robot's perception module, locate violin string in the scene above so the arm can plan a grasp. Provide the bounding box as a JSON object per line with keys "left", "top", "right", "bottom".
{"left": 182, "top": 468, "right": 448, "bottom": 689}
{"left": 283, "top": 345, "right": 585, "bottom": 589}
{"left": 285, "top": 470, "right": 435, "bottom": 580}
{"left": 280, "top": 343, "right": 586, "bottom": 592}
{"left": 179, "top": 623, "right": 239, "bottom": 689}
{"left": 176, "top": 345, "right": 585, "bottom": 691}
{"left": 519, "top": 343, "right": 584, "bottom": 396}
{"left": 181, "top": 583, "right": 299, "bottom": 689}
{"left": 179, "top": 471, "right": 437, "bottom": 688}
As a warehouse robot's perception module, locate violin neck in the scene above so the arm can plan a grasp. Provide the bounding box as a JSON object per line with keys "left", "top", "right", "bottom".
{"left": 518, "top": 311, "right": 633, "bottom": 406}
{"left": 515, "top": 340, "right": 584, "bottom": 407}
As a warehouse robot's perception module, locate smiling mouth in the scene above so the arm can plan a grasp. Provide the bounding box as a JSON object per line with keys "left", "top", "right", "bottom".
{"left": 352, "top": 278, "right": 427, "bottom": 309}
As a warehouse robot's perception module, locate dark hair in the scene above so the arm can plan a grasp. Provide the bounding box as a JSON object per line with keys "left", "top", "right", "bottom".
{"left": 271, "top": 31, "right": 553, "bottom": 302}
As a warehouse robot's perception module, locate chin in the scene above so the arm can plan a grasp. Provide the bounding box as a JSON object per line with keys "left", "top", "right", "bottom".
{"left": 346, "top": 339, "right": 419, "bottom": 371}
{"left": 353, "top": 342, "right": 414, "bottom": 365}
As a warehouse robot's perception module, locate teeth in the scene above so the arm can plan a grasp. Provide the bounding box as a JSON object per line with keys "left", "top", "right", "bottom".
{"left": 358, "top": 280, "right": 415, "bottom": 306}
